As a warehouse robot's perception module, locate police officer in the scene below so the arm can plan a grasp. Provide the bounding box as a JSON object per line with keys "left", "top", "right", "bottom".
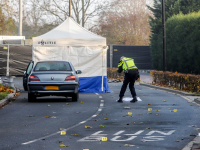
{"left": 117, "top": 56, "right": 139, "bottom": 103}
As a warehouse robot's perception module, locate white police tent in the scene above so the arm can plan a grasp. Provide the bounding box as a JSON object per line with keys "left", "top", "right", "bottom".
{"left": 32, "top": 17, "right": 110, "bottom": 93}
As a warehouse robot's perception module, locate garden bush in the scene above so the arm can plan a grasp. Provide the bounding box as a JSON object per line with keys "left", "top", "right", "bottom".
{"left": 150, "top": 70, "right": 200, "bottom": 93}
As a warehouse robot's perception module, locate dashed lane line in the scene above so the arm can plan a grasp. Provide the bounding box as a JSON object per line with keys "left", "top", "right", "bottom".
{"left": 22, "top": 94, "right": 104, "bottom": 145}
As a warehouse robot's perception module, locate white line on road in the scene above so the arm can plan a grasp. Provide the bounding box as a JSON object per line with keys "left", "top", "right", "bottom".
{"left": 79, "top": 121, "right": 86, "bottom": 124}
{"left": 22, "top": 94, "right": 104, "bottom": 145}
{"left": 100, "top": 103, "right": 104, "bottom": 107}
{"left": 111, "top": 136, "right": 137, "bottom": 141}
{"left": 78, "top": 130, "right": 176, "bottom": 142}
{"left": 91, "top": 131, "right": 107, "bottom": 136}
{"left": 125, "top": 130, "right": 145, "bottom": 135}
{"left": 113, "top": 130, "right": 125, "bottom": 135}
{"left": 146, "top": 130, "right": 175, "bottom": 136}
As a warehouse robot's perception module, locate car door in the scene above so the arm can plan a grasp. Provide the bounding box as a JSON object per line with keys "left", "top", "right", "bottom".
{"left": 23, "top": 61, "right": 34, "bottom": 91}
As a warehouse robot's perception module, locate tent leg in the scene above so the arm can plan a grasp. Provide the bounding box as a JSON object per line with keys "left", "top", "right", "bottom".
{"left": 102, "top": 49, "right": 104, "bottom": 91}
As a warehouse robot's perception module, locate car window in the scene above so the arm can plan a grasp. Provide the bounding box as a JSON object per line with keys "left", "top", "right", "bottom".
{"left": 27, "top": 62, "right": 34, "bottom": 75}
{"left": 34, "top": 62, "right": 72, "bottom": 71}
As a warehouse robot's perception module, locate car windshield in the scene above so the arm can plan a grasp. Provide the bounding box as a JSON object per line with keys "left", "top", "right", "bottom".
{"left": 34, "top": 62, "right": 72, "bottom": 71}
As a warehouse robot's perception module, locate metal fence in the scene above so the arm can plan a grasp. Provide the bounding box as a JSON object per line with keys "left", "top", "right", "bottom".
{"left": 0, "top": 45, "right": 32, "bottom": 76}
{"left": 107, "top": 45, "right": 153, "bottom": 70}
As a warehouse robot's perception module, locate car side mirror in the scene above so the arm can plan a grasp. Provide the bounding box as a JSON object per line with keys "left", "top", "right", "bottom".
{"left": 76, "top": 70, "right": 82, "bottom": 74}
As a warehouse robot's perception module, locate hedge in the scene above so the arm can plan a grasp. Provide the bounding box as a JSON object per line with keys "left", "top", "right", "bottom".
{"left": 107, "top": 68, "right": 124, "bottom": 79}
{"left": 150, "top": 11, "right": 200, "bottom": 74}
{"left": 150, "top": 70, "right": 200, "bottom": 93}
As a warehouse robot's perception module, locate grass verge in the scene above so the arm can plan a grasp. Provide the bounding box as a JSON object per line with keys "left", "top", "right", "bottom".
{"left": 0, "top": 92, "right": 10, "bottom": 100}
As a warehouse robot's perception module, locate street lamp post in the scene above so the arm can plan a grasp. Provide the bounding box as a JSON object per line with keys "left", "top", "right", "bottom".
{"left": 162, "top": 0, "right": 166, "bottom": 71}
{"left": 18, "top": 0, "right": 22, "bottom": 36}
{"left": 69, "top": 0, "right": 72, "bottom": 17}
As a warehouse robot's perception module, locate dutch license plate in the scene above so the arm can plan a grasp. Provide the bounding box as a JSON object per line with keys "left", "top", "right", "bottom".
{"left": 46, "top": 86, "right": 59, "bottom": 90}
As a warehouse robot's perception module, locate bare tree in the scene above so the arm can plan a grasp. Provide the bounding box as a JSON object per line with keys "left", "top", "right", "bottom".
{"left": 0, "top": 0, "right": 18, "bottom": 35}
{"left": 0, "top": 0, "right": 18, "bottom": 20}
{"left": 33, "top": 0, "right": 109, "bottom": 27}
{"left": 94, "top": 0, "right": 153, "bottom": 45}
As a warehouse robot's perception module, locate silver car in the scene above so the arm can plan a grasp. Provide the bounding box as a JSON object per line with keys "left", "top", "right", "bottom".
{"left": 23, "top": 60, "right": 82, "bottom": 102}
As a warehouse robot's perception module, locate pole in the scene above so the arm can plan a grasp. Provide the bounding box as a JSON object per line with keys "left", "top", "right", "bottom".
{"left": 82, "top": 0, "right": 84, "bottom": 27}
{"left": 6, "top": 45, "right": 9, "bottom": 76}
{"left": 18, "top": 0, "right": 23, "bottom": 36}
{"left": 162, "top": 0, "right": 166, "bottom": 71}
{"left": 69, "top": 0, "right": 71, "bottom": 17}
{"left": 110, "top": 45, "right": 113, "bottom": 68}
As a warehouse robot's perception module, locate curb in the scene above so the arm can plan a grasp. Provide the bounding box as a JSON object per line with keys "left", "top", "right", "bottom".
{"left": 0, "top": 87, "right": 16, "bottom": 108}
{"left": 194, "top": 98, "right": 200, "bottom": 104}
{"left": 0, "top": 93, "right": 15, "bottom": 108}
{"left": 140, "top": 83, "right": 200, "bottom": 104}
{"left": 140, "top": 83, "right": 197, "bottom": 96}
{"left": 182, "top": 136, "right": 200, "bottom": 150}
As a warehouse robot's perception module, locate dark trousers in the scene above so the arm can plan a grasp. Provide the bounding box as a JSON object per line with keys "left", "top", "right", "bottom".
{"left": 119, "top": 69, "right": 138, "bottom": 98}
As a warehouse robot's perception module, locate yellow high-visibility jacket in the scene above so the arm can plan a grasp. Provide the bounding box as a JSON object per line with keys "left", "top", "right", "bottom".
{"left": 118, "top": 57, "right": 137, "bottom": 73}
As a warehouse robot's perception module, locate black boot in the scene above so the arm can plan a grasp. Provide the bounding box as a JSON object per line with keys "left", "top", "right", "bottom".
{"left": 117, "top": 97, "right": 123, "bottom": 103}
{"left": 130, "top": 96, "right": 138, "bottom": 103}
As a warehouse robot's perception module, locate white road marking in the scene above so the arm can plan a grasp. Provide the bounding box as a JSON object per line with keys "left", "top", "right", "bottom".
{"left": 22, "top": 94, "right": 104, "bottom": 145}
{"left": 79, "top": 121, "right": 86, "bottom": 124}
{"left": 110, "top": 136, "right": 137, "bottom": 141}
{"left": 101, "top": 100, "right": 104, "bottom": 102}
{"left": 99, "top": 96, "right": 102, "bottom": 98}
{"left": 113, "top": 130, "right": 125, "bottom": 135}
{"left": 142, "top": 136, "right": 165, "bottom": 141}
{"left": 78, "top": 131, "right": 107, "bottom": 142}
{"left": 92, "top": 131, "right": 107, "bottom": 136}
{"left": 146, "top": 130, "right": 175, "bottom": 136}
{"left": 100, "top": 104, "right": 104, "bottom": 107}
{"left": 78, "top": 136, "right": 102, "bottom": 142}
{"left": 125, "top": 130, "right": 144, "bottom": 135}
{"left": 78, "top": 130, "right": 176, "bottom": 142}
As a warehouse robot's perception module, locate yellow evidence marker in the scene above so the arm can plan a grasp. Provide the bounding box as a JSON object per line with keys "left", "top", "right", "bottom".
{"left": 128, "top": 112, "right": 132, "bottom": 115}
{"left": 60, "top": 131, "right": 66, "bottom": 135}
{"left": 85, "top": 126, "right": 92, "bottom": 128}
{"left": 148, "top": 108, "right": 152, "bottom": 111}
{"left": 102, "top": 137, "right": 108, "bottom": 141}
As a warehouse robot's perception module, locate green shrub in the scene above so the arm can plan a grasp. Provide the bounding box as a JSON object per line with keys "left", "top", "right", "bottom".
{"left": 151, "top": 11, "right": 200, "bottom": 74}
{"left": 0, "top": 92, "right": 10, "bottom": 100}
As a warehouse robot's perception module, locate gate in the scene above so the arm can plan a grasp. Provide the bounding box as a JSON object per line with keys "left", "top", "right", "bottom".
{"left": 107, "top": 45, "right": 153, "bottom": 70}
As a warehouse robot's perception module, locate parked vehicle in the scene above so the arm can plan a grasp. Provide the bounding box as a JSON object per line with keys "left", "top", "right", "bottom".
{"left": 23, "top": 60, "right": 82, "bottom": 102}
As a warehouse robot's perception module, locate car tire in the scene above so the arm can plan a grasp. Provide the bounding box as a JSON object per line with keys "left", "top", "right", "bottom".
{"left": 72, "top": 93, "right": 79, "bottom": 102}
{"left": 23, "top": 85, "right": 28, "bottom": 91}
{"left": 28, "top": 93, "right": 36, "bottom": 102}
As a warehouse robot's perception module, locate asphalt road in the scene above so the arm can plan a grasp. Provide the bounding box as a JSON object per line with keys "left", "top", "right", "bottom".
{"left": 0, "top": 78, "right": 200, "bottom": 150}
